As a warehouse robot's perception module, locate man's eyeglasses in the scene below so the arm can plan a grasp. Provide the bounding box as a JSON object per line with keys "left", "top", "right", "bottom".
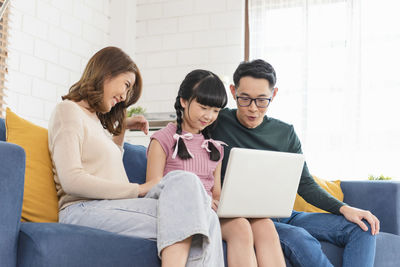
{"left": 235, "top": 95, "right": 272, "bottom": 108}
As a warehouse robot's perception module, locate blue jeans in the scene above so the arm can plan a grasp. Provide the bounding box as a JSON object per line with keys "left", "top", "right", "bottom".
{"left": 274, "top": 211, "right": 376, "bottom": 267}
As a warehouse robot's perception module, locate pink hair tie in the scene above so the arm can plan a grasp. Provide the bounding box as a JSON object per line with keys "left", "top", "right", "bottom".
{"left": 172, "top": 133, "right": 195, "bottom": 159}
{"left": 201, "top": 139, "right": 227, "bottom": 153}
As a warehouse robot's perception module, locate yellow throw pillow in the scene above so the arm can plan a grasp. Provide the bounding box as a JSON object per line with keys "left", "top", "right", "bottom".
{"left": 6, "top": 108, "right": 58, "bottom": 222}
{"left": 293, "top": 175, "right": 343, "bottom": 213}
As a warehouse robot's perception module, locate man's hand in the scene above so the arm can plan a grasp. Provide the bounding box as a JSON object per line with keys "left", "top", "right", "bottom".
{"left": 126, "top": 115, "right": 149, "bottom": 135}
{"left": 339, "top": 205, "right": 380, "bottom": 235}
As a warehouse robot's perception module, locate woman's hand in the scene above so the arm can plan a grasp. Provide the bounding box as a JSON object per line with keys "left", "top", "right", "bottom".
{"left": 126, "top": 115, "right": 149, "bottom": 135}
{"left": 138, "top": 179, "right": 159, "bottom": 197}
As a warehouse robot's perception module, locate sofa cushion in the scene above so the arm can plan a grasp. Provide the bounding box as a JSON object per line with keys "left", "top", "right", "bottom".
{"left": 5, "top": 108, "right": 58, "bottom": 222}
{"left": 123, "top": 142, "right": 147, "bottom": 184}
{"left": 375, "top": 232, "right": 400, "bottom": 266}
{"left": 0, "top": 117, "right": 5, "bottom": 141}
{"left": 18, "top": 222, "right": 161, "bottom": 267}
{"left": 294, "top": 175, "right": 343, "bottom": 213}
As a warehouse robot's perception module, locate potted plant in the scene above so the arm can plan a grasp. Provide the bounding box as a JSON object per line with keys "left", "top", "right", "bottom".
{"left": 127, "top": 106, "right": 146, "bottom": 117}
{"left": 368, "top": 174, "right": 392, "bottom": 180}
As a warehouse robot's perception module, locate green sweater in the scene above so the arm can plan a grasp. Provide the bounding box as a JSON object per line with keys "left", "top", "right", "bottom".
{"left": 212, "top": 108, "right": 344, "bottom": 215}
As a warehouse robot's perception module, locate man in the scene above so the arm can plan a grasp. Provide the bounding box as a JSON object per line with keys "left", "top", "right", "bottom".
{"left": 212, "top": 59, "right": 379, "bottom": 266}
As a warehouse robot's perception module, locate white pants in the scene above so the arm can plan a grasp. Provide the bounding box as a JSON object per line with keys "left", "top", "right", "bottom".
{"left": 59, "top": 170, "right": 224, "bottom": 267}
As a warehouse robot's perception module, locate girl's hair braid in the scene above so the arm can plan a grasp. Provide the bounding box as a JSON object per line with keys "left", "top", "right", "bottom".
{"left": 173, "top": 95, "right": 192, "bottom": 159}
{"left": 201, "top": 125, "right": 221, "bottom": 161}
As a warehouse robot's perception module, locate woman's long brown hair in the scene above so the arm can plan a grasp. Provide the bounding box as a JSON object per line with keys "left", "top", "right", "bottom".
{"left": 62, "top": 46, "right": 142, "bottom": 135}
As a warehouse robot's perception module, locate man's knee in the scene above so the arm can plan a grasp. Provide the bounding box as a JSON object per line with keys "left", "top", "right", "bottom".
{"left": 277, "top": 224, "right": 320, "bottom": 248}
{"left": 346, "top": 219, "right": 376, "bottom": 243}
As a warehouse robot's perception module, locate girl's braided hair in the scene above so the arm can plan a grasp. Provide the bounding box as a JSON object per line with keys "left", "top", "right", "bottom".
{"left": 174, "top": 69, "right": 227, "bottom": 161}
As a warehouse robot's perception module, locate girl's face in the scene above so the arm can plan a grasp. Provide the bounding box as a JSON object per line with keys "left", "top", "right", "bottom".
{"left": 180, "top": 98, "right": 221, "bottom": 134}
{"left": 102, "top": 72, "right": 136, "bottom": 112}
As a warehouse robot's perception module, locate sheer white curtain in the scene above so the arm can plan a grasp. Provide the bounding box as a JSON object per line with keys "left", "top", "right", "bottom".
{"left": 249, "top": 0, "right": 400, "bottom": 180}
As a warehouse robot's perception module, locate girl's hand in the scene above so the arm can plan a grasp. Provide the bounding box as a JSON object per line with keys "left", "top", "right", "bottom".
{"left": 126, "top": 115, "right": 149, "bottom": 135}
{"left": 212, "top": 199, "right": 219, "bottom": 212}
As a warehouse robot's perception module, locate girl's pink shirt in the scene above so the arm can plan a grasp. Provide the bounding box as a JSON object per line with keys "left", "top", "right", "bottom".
{"left": 148, "top": 123, "right": 224, "bottom": 196}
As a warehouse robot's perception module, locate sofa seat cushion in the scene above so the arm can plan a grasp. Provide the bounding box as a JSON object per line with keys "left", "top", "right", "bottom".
{"left": 375, "top": 232, "right": 400, "bottom": 267}
{"left": 18, "top": 222, "right": 161, "bottom": 267}
{"left": 320, "top": 241, "right": 344, "bottom": 267}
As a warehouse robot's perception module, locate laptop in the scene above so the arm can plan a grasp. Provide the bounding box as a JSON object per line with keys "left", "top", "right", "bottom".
{"left": 217, "top": 147, "right": 305, "bottom": 218}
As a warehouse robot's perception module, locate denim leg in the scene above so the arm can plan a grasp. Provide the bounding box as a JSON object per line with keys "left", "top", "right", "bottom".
{"left": 274, "top": 221, "right": 333, "bottom": 267}
{"left": 288, "top": 211, "right": 376, "bottom": 267}
{"left": 146, "top": 170, "right": 224, "bottom": 267}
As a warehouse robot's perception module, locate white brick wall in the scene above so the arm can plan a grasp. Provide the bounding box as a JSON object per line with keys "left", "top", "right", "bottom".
{"left": 5, "top": 0, "right": 111, "bottom": 127}
{"left": 135, "top": 0, "right": 244, "bottom": 113}
{"left": 4, "top": 0, "right": 244, "bottom": 125}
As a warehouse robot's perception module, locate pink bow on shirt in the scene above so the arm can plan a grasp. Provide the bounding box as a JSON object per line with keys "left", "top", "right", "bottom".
{"left": 172, "top": 133, "right": 195, "bottom": 159}
{"left": 201, "top": 139, "right": 227, "bottom": 153}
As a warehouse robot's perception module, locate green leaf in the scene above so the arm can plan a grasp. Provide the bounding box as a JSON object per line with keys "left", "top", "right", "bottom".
{"left": 127, "top": 106, "right": 146, "bottom": 117}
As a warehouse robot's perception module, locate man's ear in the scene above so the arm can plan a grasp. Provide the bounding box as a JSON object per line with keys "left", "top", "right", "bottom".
{"left": 271, "top": 87, "right": 278, "bottom": 101}
{"left": 229, "top": 84, "right": 236, "bottom": 99}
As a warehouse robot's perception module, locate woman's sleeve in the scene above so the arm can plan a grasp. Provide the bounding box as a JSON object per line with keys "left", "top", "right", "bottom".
{"left": 49, "top": 107, "right": 139, "bottom": 199}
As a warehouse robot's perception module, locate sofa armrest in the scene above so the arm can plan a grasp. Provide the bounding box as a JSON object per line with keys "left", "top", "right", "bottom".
{"left": 123, "top": 142, "right": 147, "bottom": 184}
{"left": 0, "top": 141, "right": 26, "bottom": 267}
{"left": 341, "top": 180, "right": 400, "bottom": 235}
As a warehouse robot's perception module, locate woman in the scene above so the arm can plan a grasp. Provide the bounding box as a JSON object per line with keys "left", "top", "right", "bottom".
{"left": 48, "top": 46, "right": 224, "bottom": 267}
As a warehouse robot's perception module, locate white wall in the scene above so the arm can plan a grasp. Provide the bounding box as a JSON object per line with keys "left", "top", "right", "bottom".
{"left": 134, "top": 0, "right": 244, "bottom": 113}
{"left": 5, "top": 0, "right": 244, "bottom": 126}
{"left": 6, "top": 0, "right": 111, "bottom": 127}
{"left": 109, "top": 0, "right": 136, "bottom": 59}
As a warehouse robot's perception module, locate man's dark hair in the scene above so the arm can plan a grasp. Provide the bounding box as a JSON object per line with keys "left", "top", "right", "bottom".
{"left": 233, "top": 59, "right": 277, "bottom": 89}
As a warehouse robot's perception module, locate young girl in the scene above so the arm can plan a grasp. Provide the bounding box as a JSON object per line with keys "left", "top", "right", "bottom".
{"left": 48, "top": 47, "right": 224, "bottom": 267}
{"left": 146, "top": 69, "right": 286, "bottom": 267}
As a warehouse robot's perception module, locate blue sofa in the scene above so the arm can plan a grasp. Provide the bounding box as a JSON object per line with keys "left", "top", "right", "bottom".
{"left": 1, "top": 117, "right": 399, "bottom": 267}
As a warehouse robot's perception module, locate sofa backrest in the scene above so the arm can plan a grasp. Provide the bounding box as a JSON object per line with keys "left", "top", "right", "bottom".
{"left": 0, "top": 118, "right": 5, "bottom": 141}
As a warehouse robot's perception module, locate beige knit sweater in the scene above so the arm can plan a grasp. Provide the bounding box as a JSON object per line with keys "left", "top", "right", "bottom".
{"left": 48, "top": 100, "right": 138, "bottom": 211}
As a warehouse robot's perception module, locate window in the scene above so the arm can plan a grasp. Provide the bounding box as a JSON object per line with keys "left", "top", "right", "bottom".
{"left": 248, "top": 0, "right": 400, "bottom": 179}
{"left": 0, "top": 0, "right": 9, "bottom": 118}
